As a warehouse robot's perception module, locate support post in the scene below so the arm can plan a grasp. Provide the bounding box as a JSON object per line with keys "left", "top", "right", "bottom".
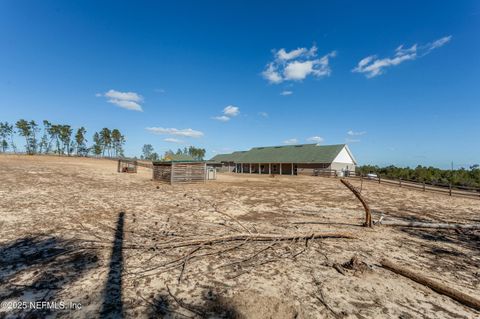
{"left": 259, "top": 164, "right": 261, "bottom": 175}
{"left": 269, "top": 163, "right": 271, "bottom": 175}
{"left": 280, "top": 163, "right": 282, "bottom": 175}
{"left": 449, "top": 183, "right": 452, "bottom": 196}
{"left": 249, "top": 163, "right": 252, "bottom": 174}
{"left": 291, "top": 163, "right": 293, "bottom": 176}
{"left": 170, "top": 163, "right": 174, "bottom": 185}
{"left": 204, "top": 162, "right": 207, "bottom": 183}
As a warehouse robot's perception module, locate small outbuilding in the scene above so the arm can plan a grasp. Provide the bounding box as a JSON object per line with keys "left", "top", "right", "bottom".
{"left": 152, "top": 154, "right": 207, "bottom": 184}
{"left": 117, "top": 159, "right": 138, "bottom": 173}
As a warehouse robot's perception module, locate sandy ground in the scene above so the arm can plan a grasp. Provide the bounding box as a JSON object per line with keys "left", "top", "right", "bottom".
{"left": 0, "top": 155, "right": 479, "bottom": 319}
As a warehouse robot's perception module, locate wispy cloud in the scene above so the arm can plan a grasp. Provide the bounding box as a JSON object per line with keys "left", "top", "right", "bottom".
{"left": 345, "top": 138, "right": 361, "bottom": 143}
{"left": 146, "top": 127, "right": 204, "bottom": 138}
{"left": 283, "top": 138, "right": 298, "bottom": 145}
{"left": 353, "top": 35, "right": 452, "bottom": 78}
{"left": 262, "top": 45, "right": 336, "bottom": 84}
{"left": 164, "top": 138, "right": 184, "bottom": 143}
{"left": 280, "top": 90, "right": 293, "bottom": 96}
{"left": 347, "top": 130, "right": 366, "bottom": 136}
{"left": 212, "top": 105, "right": 240, "bottom": 121}
{"left": 307, "top": 136, "right": 324, "bottom": 143}
{"left": 258, "top": 112, "right": 269, "bottom": 118}
{"left": 97, "top": 89, "right": 144, "bottom": 111}
{"left": 223, "top": 105, "right": 240, "bottom": 117}
{"left": 212, "top": 115, "right": 230, "bottom": 122}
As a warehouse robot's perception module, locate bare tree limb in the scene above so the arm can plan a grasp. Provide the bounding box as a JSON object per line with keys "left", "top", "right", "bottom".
{"left": 340, "top": 179, "right": 372, "bottom": 227}
{"left": 381, "top": 258, "right": 480, "bottom": 311}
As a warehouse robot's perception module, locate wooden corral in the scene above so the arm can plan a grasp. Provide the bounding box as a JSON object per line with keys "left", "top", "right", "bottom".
{"left": 117, "top": 159, "right": 138, "bottom": 173}
{"left": 153, "top": 161, "right": 206, "bottom": 184}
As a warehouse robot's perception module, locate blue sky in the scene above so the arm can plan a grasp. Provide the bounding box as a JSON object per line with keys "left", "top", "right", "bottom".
{"left": 1, "top": 1, "right": 479, "bottom": 168}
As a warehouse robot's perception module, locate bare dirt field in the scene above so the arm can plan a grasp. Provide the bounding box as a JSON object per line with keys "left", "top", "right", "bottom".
{"left": 0, "top": 155, "right": 479, "bottom": 319}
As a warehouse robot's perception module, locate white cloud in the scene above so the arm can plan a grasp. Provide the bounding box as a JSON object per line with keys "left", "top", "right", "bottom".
{"left": 212, "top": 105, "right": 240, "bottom": 122}
{"left": 428, "top": 36, "right": 452, "bottom": 50}
{"left": 146, "top": 127, "right": 204, "bottom": 138}
{"left": 105, "top": 89, "right": 142, "bottom": 102}
{"left": 280, "top": 90, "right": 293, "bottom": 96}
{"left": 212, "top": 115, "right": 230, "bottom": 122}
{"left": 307, "top": 136, "right": 324, "bottom": 143}
{"left": 283, "top": 138, "right": 298, "bottom": 145}
{"left": 107, "top": 99, "right": 143, "bottom": 111}
{"left": 262, "top": 63, "right": 283, "bottom": 84}
{"left": 223, "top": 105, "right": 240, "bottom": 117}
{"left": 97, "top": 89, "right": 144, "bottom": 111}
{"left": 277, "top": 48, "right": 306, "bottom": 61}
{"left": 258, "top": 112, "right": 269, "bottom": 117}
{"left": 353, "top": 35, "right": 452, "bottom": 78}
{"left": 164, "top": 138, "right": 184, "bottom": 143}
{"left": 347, "top": 130, "right": 366, "bottom": 136}
{"left": 262, "top": 45, "right": 336, "bottom": 84}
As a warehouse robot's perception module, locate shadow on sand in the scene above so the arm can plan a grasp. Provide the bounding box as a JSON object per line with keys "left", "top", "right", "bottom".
{"left": 100, "top": 211, "right": 125, "bottom": 319}
{"left": 147, "top": 288, "right": 239, "bottom": 319}
{"left": 0, "top": 236, "right": 99, "bottom": 318}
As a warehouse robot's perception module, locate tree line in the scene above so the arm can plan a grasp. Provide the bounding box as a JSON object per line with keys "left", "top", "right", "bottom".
{"left": 358, "top": 164, "right": 480, "bottom": 189}
{"left": 141, "top": 144, "right": 206, "bottom": 161}
{"left": 0, "top": 119, "right": 125, "bottom": 157}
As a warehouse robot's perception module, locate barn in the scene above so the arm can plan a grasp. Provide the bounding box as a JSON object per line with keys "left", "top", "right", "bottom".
{"left": 210, "top": 144, "right": 356, "bottom": 176}
{"left": 207, "top": 151, "right": 247, "bottom": 172}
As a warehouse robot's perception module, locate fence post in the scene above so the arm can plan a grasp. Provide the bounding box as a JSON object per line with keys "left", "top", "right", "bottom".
{"left": 378, "top": 175, "right": 381, "bottom": 184}
{"left": 399, "top": 178, "right": 402, "bottom": 187}
{"left": 423, "top": 181, "right": 426, "bottom": 191}
{"left": 449, "top": 183, "right": 452, "bottom": 196}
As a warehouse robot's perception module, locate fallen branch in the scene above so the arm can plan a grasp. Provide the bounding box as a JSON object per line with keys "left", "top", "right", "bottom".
{"left": 311, "top": 273, "right": 341, "bottom": 319}
{"left": 340, "top": 179, "right": 372, "bottom": 227}
{"left": 178, "top": 246, "right": 202, "bottom": 283}
{"left": 375, "top": 220, "right": 480, "bottom": 230}
{"left": 333, "top": 263, "right": 346, "bottom": 276}
{"left": 81, "top": 231, "right": 354, "bottom": 252}
{"left": 218, "top": 241, "right": 277, "bottom": 269}
{"left": 154, "top": 232, "right": 356, "bottom": 250}
{"left": 166, "top": 285, "right": 205, "bottom": 317}
{"left": 380, "top": 258, "right": 480, "bottom": 311}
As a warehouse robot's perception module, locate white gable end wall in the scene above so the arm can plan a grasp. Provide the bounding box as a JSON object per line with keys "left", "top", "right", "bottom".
{"left": 330, "top": 146, "right": 356, "bottom": 172}
{"left": 332, "top": 146, "right": 354, "bottom": 164}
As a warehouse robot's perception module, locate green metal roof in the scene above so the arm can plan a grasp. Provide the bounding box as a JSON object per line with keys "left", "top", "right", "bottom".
{"left": 154, "top": 153, "right": 199, "bottom": 162}
{"left": 210, "top": 151, "right": 247, "bottom": 162}
{"left": 210, "top": 144, "right": 347, "bottom": 164}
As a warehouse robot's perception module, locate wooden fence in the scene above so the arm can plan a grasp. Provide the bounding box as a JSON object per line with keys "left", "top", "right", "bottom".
{"left": 347, "top": 174, "right": 480, "bottom": 199}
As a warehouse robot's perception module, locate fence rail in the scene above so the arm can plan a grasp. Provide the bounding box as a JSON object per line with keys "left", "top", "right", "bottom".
{"left": 347, "top": 174, "right": 480, "bottom": 199}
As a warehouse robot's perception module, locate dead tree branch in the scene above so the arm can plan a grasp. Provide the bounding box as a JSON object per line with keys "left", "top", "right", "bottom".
{"left": 375, "top": 219, "right": 480, "bottom": 230}
{"left": 380, "top": 258, "right": 480, "bottom": 311}
{"left": 155, "top": 232, "right": 356, "bottom": 250}
{"left": 340, "top": 179, "right": 372, "bottom": 227}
